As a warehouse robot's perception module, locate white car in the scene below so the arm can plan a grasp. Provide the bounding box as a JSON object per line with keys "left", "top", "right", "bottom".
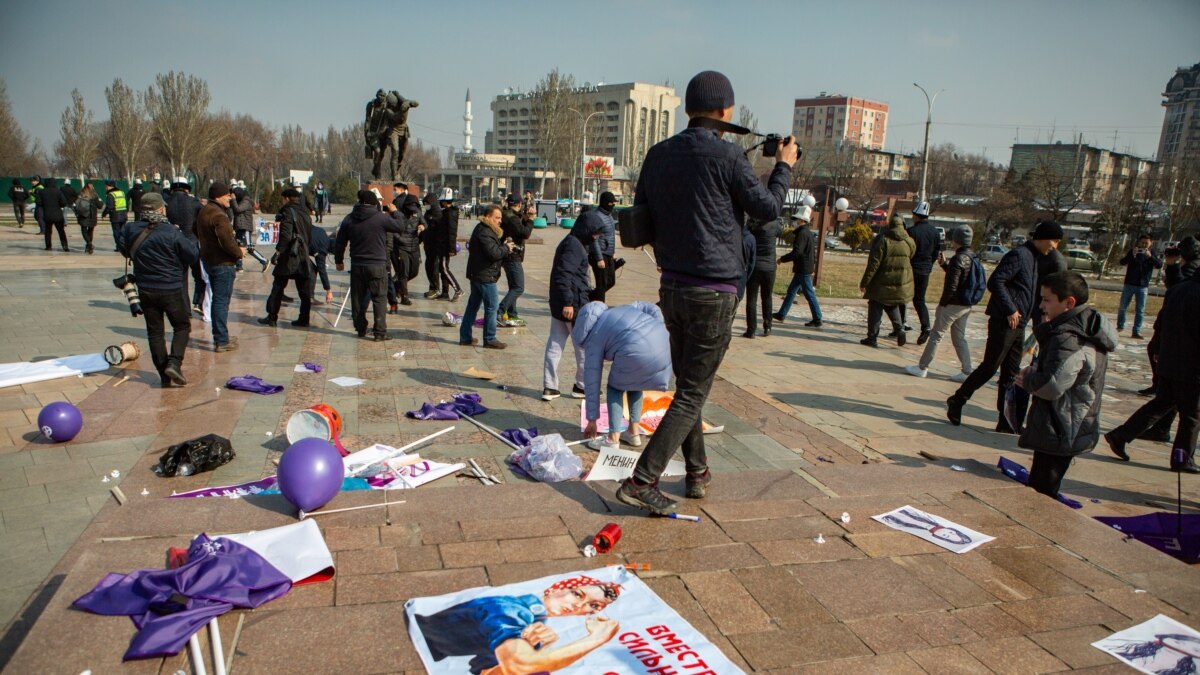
{"left": 981, "top": 244, "right": 1009, "bottom": 263}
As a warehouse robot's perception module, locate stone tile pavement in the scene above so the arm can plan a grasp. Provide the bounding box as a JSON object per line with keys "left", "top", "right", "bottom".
{"left": 0, "top": 220, "right": 1196, "bottom": 672}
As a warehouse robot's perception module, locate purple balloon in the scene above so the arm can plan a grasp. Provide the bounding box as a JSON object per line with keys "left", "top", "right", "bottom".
{"left": 277, "top": 438, "right": 343, "bottom": 512}
{"left": 456, "top": 242, "right": 462, "bottom": 253}
{"left": 38, "top": 401, "right": 83, "bottom": 442}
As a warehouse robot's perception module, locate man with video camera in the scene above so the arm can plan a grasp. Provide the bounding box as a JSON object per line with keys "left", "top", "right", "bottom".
{"left": 117, "top": 192, "right": 199, "bottom": 387}
{"left": 615, "top": 70, "right": 798, "bottom": 515}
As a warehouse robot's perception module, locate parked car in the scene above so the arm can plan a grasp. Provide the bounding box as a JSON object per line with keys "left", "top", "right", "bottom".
{"left": 825, "top": 236, "right": 841, "bottom": 250}
{"left": 981, "top": 244, "right": 1009, "bottom": 263}
{"left": 1065, "top": 248, "right": 1101, "bottom": 273}
{"left": 1011, "top": 234, "right": 1027, "bottom": 247}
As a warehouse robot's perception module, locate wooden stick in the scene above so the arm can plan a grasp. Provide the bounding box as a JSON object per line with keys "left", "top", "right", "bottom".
{"left": 225, "top": 613, "right": 245, "bottom": 675}
{"left": 110, "top": 486, "right": 128, "bottom": 505}
{"left": 112, "top": 375, "right": 131, "bottom": 388}
{"left": 299, "top": 500, "right": 406, "bottom": 520}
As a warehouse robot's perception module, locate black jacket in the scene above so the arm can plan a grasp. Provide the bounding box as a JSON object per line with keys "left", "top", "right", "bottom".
{"left": 7, "top": 184, "right": 28, "bottom": 205}
{"left": 334, "top": 204, "right": 402, "bottom": 268}
{"left": 937, "top": 247, "right": 975, "bottom": 306}
{"left": 74, "top": 195, "right": 100, "bottom": 227}
{"left": 780, "top": 224, "right": 816, "bottom": 276}
{"left": 1165, "top": 258, "right": 1199, "bottom": 288}
{"left": 1155, "top": 275, "right": 1200, "bottom": 384}
{"left": 118, "top": 217, "right": 200, "bottom": 290}
{"left": 310, "top": 225, "right": 332, "bottom": 256}
{"left": 438, "top": 206, "right": 460, "bottom": 257}
{"left": 231, "top": 191, "right": 254, "bottom": 232}
{"left": 748, "top": 218, "right": 782, "bottom": 272}
{"left": 635, "top": 127, "right": 790, "bottom": 285}
{"left": 166, "top": 191, "right": 202, "bottom": 240}
{"left": 38, "top": 185, "right": 67, "bottom": 222}
{"left": 465, "top": 221, "right": 507, "bottom": 284}
{"left": 1120, "top": 249, "right": 1163, "bottom": 288}
{"left": 549, "top": 214, "right": 600, "bottom": 321}
{"left": 907, "top": 219, "right": 940, "bottom": 275}
{"left": 129, "top": 185, "right": 145, "bottom": 215}
{"left": 985, "top": 241, "right": 1040, "bottom": 323}
{"left": 1018, "top": 306, "right": 1116, "bottom": 456}
{"left": 422, "top": 203, "right": 443, "bottom": 253}
{"left": 500, "top": 207, "right": 532, "bottom": 262}
{"left": 274, "top": 201, "right": 314, "bottom": 277}
{"left": 60, "top": 183, "right": 78, "bottom": 206}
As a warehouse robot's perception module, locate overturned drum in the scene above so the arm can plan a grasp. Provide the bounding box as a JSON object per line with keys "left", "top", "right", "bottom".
{"left": 103, "top": 341, "right": 142, "bottom": 366}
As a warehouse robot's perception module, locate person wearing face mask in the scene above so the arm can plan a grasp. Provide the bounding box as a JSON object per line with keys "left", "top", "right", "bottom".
{"left": 588, "top": 191, "right": 619, "bottom": 301}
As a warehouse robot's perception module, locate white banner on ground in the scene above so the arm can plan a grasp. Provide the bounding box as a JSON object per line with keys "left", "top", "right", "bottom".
{"left": 584, "top": 445, "right": 684, "bottom": 481}
{"left": 872, "top": 505, "right": 994, "bottom": 554}
{"left": 0, "top": 353, "right": 110, "bottom": 389}
{"left": 406, "top": 565, "right": 745, "bottom": 674}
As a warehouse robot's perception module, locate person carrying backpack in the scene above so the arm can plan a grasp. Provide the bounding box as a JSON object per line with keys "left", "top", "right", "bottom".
{"left": 906, "top": 226, "right": 982, "bottom": 380}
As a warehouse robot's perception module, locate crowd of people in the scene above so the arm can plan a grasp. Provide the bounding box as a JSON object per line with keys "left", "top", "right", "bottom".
{"left": 6, "top": 70, "right": 1196, "bottom": 516}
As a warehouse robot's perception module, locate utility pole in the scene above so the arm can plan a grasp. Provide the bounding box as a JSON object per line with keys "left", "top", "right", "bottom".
{"left": 914, "top": 83, "right": 943, "bottom": 204}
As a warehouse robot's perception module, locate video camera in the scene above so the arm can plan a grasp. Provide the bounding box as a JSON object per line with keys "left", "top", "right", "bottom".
{"left": 761, "top": 134, "right": 802, "bottom": 159}
{"left": 112, "top": 274, "right": 143, "bottom": 317}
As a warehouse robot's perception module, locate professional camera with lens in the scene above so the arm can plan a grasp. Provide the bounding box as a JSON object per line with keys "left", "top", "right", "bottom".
{"left": 112, "top": 274, "right": 143, "bottom": 317}
{"left": 761, "top": 133, "right": 802, "bottom": 159}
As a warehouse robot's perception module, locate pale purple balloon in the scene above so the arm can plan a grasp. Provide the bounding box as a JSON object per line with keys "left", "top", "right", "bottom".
{"left": 38, "top": 401, "right": 83, "bottom": 442}
{"left": 277, "top": 438, "right": 343, "bottom": 512}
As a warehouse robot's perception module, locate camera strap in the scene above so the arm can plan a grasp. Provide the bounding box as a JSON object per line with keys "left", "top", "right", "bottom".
{"left": 686, "top": 117, "right": 761, "bottom": 137}
{"left": 125, "top": 223, "right": 158, "bottom": 271}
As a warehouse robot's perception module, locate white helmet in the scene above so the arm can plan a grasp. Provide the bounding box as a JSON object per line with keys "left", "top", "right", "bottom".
{"left": 913, "top": 201, "right": 930, "bottom": 217}
{"left": 439, "top": 187, "right": 454, "bottom": 201}
{"left": 791, "top": 205, "right": 813, "bottom": 223}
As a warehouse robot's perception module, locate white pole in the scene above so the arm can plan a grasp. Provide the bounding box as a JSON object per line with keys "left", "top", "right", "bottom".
{"left": 300, "top": 499, "right": 407, "bottom": 520}
{"left": 459, "top": 413, "right": 524, "bottom": 452}
{"left": 331, "top": 286, "right": 353, "bottom": 327}
{"left": 344, "top": 426, "right": 456, "bottom": 476}
{"left": 208, "top": 618, "right": 226, "bottom": 675}
{"left": 188, "top": 633, "right": 208, "bottom": 675}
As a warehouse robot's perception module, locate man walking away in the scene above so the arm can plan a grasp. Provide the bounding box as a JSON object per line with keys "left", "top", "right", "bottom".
{"left": 1116, "top": 234, "right": 1163, "bottom": 339}
{"left": 498, "top": 192, "right": 533, "bottom": 325}
{"left": 907, "top": 225, "right": 979, "bottom": 380}
{"left": 947, "top": 220, "right": 1063, "bottom": 432}
{"left": 859, "top": 215, "right": 915, "bottom": 347}
{"left": 129, "top": 180, "right": 145, "bottom": 216}
{"left": 434, "top": 188, "right": 462, "bottom": 300}
{"left": 101, "top": 179, "right": 128, "bottom": 252}
{"left": 232, "top": 185, "right": 267, "bottom": 272}
{"left": 616, "top": 70, "right": 796, "bottom": 515}
{"left": 39, "top": 178, "right": 69, "bottom": 251}
{"left": 118, "top": 193, "right": 198, "bottom": 387}
{"left": 259, "top": 188, "right": 316, "bottom": 328}
{"left": 167, "top": 181, "right": 204, "bottom": 312}
{"left": 8, "top": 179, "right": 28, "bottom": 227}
{"left": 333, "top": 190, "right": 407, "bottom": 340}
{"left": 905, "top": 201, "right": 940, "bottom": 344}
{"left": 774, "top": 206, "right": 822, "bottom": 327}
{"left": 195, "top": 181, "right": 244, "bottom": 352}
{"left": 30, "top": 176, "right": 45, "bottom": 234}
{"left": 73, "top": 183, "right": 101, "bottom": 254}
{"left": 743, "top": 216, "right": 782, "bottom": 338}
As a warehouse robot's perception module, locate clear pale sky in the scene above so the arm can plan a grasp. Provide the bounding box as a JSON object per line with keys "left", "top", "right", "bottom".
{"left": 2, "top": 0, "right": 1196, "bottom": 166}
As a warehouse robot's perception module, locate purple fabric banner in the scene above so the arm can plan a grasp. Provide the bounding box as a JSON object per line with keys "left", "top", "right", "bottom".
{"left": 405, "top": 393, "right": 489, "bottom": 420}
{"left": 225, "top": 375, "right": 284, "bottom": 395}
{"left": 168, "top": 476, "right": 278, "bottom": 499}
{"left": 997, "top": 456, "right": 1083, "bottom": 509}
{"left": 1095, "top": 513, "right": 1200, "bottom": 563}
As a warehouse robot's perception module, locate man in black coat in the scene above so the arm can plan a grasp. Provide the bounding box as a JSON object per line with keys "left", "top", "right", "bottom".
{"left": 904, "top": 202, "right": 940, "bottom": 344}
{"left": 129, "top": 181, "right": 145, "bottom": 216}
{"left": 459, "top": 204, "right": 514, "bottom": 348}
{"left": 947, "top": 220, "right": 1062, "bottom": 432}
{"left": 333, "top": 190, "right": 407, "bottom": 340}
{"left": 259, "top": 188, "right": 316, "bottom": 328}
{"left": 543, "top": 212, "right": 600, "bottom": 399}
{"left": 1106, "top": 272, "right": 1200, "bottom": 473}
{"left": 167, "top": 182, "right": 205, "bottom": 311}
{"left": 774, "top": 206, "right": 822, "bottom": 327}
{"left": 421, "top": 191, "right": 444, "bottom": 298}
{"left": 39, "top": 178, "right": 69, "bottom": 251}
{"left": 1116, "top": 234, "right": 1164, "bottom": 339}
{"left": 498, "top": 192, "right": 534, "bottom": 324}
{"left": 433, "top": 189, "right": 462, "bottom": 299}
{"left": 743, "top": 216, "right": 782, "bottom": 338}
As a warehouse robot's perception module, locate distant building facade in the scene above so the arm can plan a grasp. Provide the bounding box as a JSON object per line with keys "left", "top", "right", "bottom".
{"left": 1158, "top": 62, "right": 1200, "bottom": 165}
{"left": 488, "top": 81, "right": 680, "bottom": 173}
{"left": 792, "top": 94, "right": 888, "bottom": 150}
{"left": 1009, "top": 143, "right": 1157, "bottom": 204}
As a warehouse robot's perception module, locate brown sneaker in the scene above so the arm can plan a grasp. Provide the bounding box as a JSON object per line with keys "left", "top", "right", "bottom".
{"left": 483, "top": 340, "right": 507, "bottom": 350}
{"left": 616, "top": 478, "right": 677, "bottom": 515}
{"left": 215, "top": 342, "right": 239, "bottom": 353}
{"left": 459, "top": 337, "right": 479, "bottom": 346}
{"left": 685, "top": 469, "right": 712, "bottom": 499}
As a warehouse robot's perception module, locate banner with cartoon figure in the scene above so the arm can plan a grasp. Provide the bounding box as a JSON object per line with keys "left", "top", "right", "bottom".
{"left": 405, "top": 565, "right": 744, "bottom": 674}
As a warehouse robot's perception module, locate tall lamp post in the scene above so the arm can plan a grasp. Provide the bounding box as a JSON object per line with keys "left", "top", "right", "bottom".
{"left": 913, "top": 83, "right": 943, "bottom": 205}
{"left": 568, "top": 107, "right": 603, "bottom": 204}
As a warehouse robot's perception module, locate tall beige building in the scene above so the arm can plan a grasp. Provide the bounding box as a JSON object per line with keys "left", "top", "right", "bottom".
{"left": 1158, "top": 62, "right": 1200, "bottom": 165}
{"left": 488, "top": 82, "right": 680, "bottom": 173}
{"left": 1010, "top": 143, "right": 1157, "bottom": 203}
{"left": 792, "top": 94, "right": 889, "bottom": 150}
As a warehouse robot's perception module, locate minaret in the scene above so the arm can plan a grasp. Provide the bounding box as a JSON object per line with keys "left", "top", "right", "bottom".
{"left": 463, "top": 89, "right": 474, "bottom": 153}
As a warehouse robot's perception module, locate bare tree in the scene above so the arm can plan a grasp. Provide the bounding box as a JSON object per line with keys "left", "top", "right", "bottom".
{"left": 530, "top": 69, "right": 579, "bottom": 197}
{"left": 101, "top": 78, "right": 154, "bottom": 184}
{"left": 56, "top": 89, "right": 100, "bottom": 178}
{"left": 145, "top": 71, "right": 224, "bottom": 176}
{"left": 977, "top": 177, "right": 1036, "bottom": 243}
{"left": 735, "top": 105, "right": 759, "bottom": 153}
{"left": 0, "top": 79, "right": 41, "bottom": 175}
{"left": 397, "top": 139, "right": 440, "bottom": 181}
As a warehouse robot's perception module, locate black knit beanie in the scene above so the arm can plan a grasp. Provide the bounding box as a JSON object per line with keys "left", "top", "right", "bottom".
{"left": 685, "top": 70, "right": 734, "bottom": 114}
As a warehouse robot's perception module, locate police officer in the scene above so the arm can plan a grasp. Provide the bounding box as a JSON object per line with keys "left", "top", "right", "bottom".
{"left": 101, "top": 180, "right": 129, "bottom": 252}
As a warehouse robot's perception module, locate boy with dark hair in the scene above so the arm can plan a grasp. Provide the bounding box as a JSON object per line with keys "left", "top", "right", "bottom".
{"left": 1016, "top": 271, "right": 1116, "bottom": 496}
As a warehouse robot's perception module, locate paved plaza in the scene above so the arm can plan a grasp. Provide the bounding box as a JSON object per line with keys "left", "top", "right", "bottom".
{"left": 0, "top": 216, "right": 1197, "bottom": 673}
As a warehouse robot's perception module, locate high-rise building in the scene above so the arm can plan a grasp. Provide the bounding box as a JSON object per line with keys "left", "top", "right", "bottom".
{"left": 792, "top": 94, "right": 888, "bottom": 150}
{"left": 489, "top": 82, "right": 680, "bottom": 173}
{"left": 1010, "top": 143, "right": 1157, "bottom": 204}
{"left": 1158, "top": 62, "right": 1200, "bottom": 165}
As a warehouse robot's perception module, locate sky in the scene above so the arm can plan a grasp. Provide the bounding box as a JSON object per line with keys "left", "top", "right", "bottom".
{"left": 2, "top": 0, "right": 1197, "bottom": 167}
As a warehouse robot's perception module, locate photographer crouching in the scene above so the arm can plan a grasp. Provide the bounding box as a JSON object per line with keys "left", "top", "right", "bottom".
{"left": 117, "top": 192, "right": 199, "bottom": 387}
{"left": 616, "top": 70, "right": 798, "bottom": 515}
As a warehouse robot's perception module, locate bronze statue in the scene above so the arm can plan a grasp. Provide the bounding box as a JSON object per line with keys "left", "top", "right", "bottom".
{"left": 365, "top": 89, "right": 420, "bottom": 180}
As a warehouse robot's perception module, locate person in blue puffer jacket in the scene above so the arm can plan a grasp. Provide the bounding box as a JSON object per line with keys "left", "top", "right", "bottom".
{"left": 573, "top": 301, "right": 673, "bottom": 450}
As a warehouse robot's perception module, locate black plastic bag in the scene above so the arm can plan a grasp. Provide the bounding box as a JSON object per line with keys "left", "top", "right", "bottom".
{"left": 152, "top": 434, "right": 235, "bottom": 477}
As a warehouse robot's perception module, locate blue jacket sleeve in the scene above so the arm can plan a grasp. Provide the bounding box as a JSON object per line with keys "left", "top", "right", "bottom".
{"left": 989, "top": 249, "right": 1021, "bottom": 317}
{"left": 176, "top": 231, "right": 200, "bottom": 266}
{"left": 733, "top": 157, "right": 791, "bottom": 222}
{"left": 584, "top": 334, "right": 606, "bottom": 422}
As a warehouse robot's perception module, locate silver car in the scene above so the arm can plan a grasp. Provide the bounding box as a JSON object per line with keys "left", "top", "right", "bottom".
{"left": 981, "top": 244, "right": 1009, "bottom": 263}
{"left": 1065, "top": 248, "right": 1101, "bottom": 273}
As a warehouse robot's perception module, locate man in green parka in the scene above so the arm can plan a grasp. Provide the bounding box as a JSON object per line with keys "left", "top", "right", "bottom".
{"left": 860, "top": 215, "right": 916, "bottom": 347}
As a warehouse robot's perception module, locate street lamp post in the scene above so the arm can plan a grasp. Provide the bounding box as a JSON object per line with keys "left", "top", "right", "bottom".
{"left": 569, "top": 107, "right": 604, "bottom": 204}
{"left": 913, "top": 83, "right": 943, "bottom": 205}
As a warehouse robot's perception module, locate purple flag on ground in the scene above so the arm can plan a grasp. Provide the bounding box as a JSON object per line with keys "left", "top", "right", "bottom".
{"left": 405, "top": 393, "right": 489, "bottom": 420}
{"left": 225, "top": 375, "right": 284, "bottom": 395}
{"left": 997, "top": 456, "right": 1083, "bottom": 509}
{"left": 1095, "top": 512, "right": 1200, "bottom": 563}
{"left": 501, "top": 427, "right": 538, "bottom": 448}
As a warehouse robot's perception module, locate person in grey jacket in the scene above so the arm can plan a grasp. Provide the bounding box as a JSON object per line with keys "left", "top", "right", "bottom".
{"left": 743, "top": 216, "right": 782, "bottom": 338}
{"left": 575, "top": 301, "right": 673, "bottom": 450}
{"left": 774, "top": 206, "right": 821, "bottom": 327}
{"left": 1016, "top": 272, "right": 1116, "bottom": 496}
{"left": 907, "top": 226, "right": 977, "bottom": 380}
{"left": 231, "top": 186, "right": 267, "bottom": 271}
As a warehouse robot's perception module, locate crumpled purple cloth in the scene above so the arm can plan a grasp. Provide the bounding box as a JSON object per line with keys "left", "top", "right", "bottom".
{"left": 302, "top": 362, "right": 323, "bottom": 373}
{"left": 71, "top": 534, "right": 292, "bottom": 660}
{"left": 997, "top": 456, "right": 1082, "bottom": 509}
{"left": 405, "top": 392, "right": 488, "bottom": 420}
{"left": 501, "top": 427, "right": 538, "bottom": 448}
{"left": 225, "top": 375, "right": 284, "bottom": 395}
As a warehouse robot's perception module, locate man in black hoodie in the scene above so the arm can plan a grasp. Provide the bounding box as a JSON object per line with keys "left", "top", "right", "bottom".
{"left": 743, "top": 216, "right": 782, "bottom": 338}
{"left": 260, "top": 188, "right": 317, "bottom": 328}
{"left": 167, "top": 182, "right": 205, "bottom": 312}
{"left": 543, "top": 210, "right": 600, "bottom": 399}
{"left": 334, "top": 190, "right": 407, "bottom": 340}
{"left": 904, "top": 201, "right": 940, "bottom": 344}
{"left": 8, "top": 179, "right": 28, "bottom": 227}
{"left": 433, "top": 189, "right": 462, "bottom": 300}
{"left": 39, "top": 178, "right": 69, "bottom": 251}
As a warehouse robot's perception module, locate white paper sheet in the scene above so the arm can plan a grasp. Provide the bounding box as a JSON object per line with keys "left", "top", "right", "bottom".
{"left": 329, "top": 376, "right": 365, "bottom": 387}
{"left": 872, "top": 505, "right": 994, "bottom": 554}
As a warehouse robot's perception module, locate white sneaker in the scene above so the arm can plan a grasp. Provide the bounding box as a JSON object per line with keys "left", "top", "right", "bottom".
{"left": 905, "top": 365, "right": 928, "bottom": 378}
{"left": 620, "top": 430, "right": 642, "bottom": 447}
{"left": 950, "top": 371, "right": 969, "bottom": 383}
{"left": 586, "top": 437, "right": 618, "bottom": 451}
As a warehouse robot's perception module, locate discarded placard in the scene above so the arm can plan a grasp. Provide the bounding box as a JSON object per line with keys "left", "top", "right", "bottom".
{"left": 872, "top": 505, "right": 994, "bottom": 554}
{"left": 584, "top": 445, "right": 684, "bottom": 481}
{"left": 462, "top": 366, "right": 496, "bottom": 380}
{"left": 1092, "top": 614, "right": 1200, "bottom": 675}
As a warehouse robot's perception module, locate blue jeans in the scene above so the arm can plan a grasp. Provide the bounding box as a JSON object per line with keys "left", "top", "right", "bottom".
{"left": 460, "top": 280, "right": 498, "bottom": 344}
{"left": 778, "top": 273, "right": 822, "bottom": 322}
{"left": 498, "top": 258, "right": 524, "bottom": 318}
{"left": 607, "top": 386, "right": 644, "bottom": 434}
{"left": 632, "top": 280, "right": 737, "bottom": 483}
{"left": 1118, "top": 284, "right": 1148, "bottom": 334}
{"left": 207, "top": 264, "right": 236, "bottom": 346}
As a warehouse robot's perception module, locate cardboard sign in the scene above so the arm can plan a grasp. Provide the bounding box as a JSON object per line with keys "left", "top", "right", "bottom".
{"left": 584, "top": 445, "right": 684, "bottom": 482}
